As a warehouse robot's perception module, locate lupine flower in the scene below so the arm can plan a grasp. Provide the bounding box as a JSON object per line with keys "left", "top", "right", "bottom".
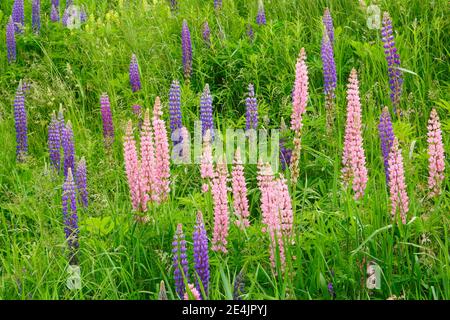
{"left": 14, "top": 86, "right": 28, "bottom": 162}
{"left": 321, "top": 30, "right": 337, "bottom": 131}
{"left": 62, "top": 121, "right": 75, "bottom": 178}
{"left": 256, "top": 0, "right": 266, "bottom": 25}
{"left": 214, "top": 0, "right": 222, "bottom": 10}
{"left": 193, "top": 211, "right": 209, "bottom": 298}
{"left": 62, "top": 7, "right": 69, "bottom": 27}
{"left": 32, "top": 0, "right": 41, "bottom": 34}
{"left": 12, "top": 0, "right": 24, "bottom": 34}
{"left": 153, "top": 97, "right": 171, "bottom": 202}
{"left": 328, "top": 282, "right": 336, "bottom": 299}
{"left": 132, "top": 104, "right": 142, "bottom": 117}
{"left": 378, "top": 107, "right": 395, "bottom": 183}
{"left": 158, "top": 281, "right": 168, "bottom": 300}
{"left": 100, "top": 93, "right": 115, "bottom": 148}
{"left": 341, "top": 69, "right": 368, "bottom": 200}
{"left": 124, "top": 120, "right": 141, "bottom": 211}
{"left": 6, "top": 16, "right": 16, "bottom": 64}
{"left": 80, "top": 7, "right": 87, "bottom": 23}
{"left": 257, "top": 160, "right": 275, "bottom": 228}
{"left": 52, "top": 0, "right": 59, "bottom": 7}
{"left": 233, "top": 271, "right": 245, "bottom": 300}
{"left": 48, "top": 111, "right": 61, "bottom": 172}
{"left": 184, "top": 283, "right": 201, "bottom": 300}
{"left": 51, "top": 4, "right": 59, "bottom": 22}
{"left": 21, "top": 81, "right": 31, "bottom": 95}
{"left": 202, "top": 21, "right": 211, "bottom": 46}
{"left": 139, "top": 109, "right": 155, "bottom": 208}
{"left": 388, "top": 138, "right": 408, "bottom": 224}
{"left": 169, "top": 79, "right": 183, "bottom": 146}
{"left": 289, "top": 48, "right": 308, "bottom": 184}
{"left": 323, "top": 8, "right": 334, "bottom": 45}
{"left": 170, "top": 0, "right": 178, "bottom": 12}
{"left": 129, "top": 54, "right": 141, "bottom": 93}
{"left": 211, "top": 159, "right": 229, "bottom": 253}
{"left": 279, "top": 138, "right": 292, "bottom": 171}
{"left": 276, "top": 175, "right": 293, "bottom": 238}
{"left": 75, "top": 157, "right": 88, "bottom": 208}
{"left": 247, "top": 24, "right": 254, "bottom": 42}
{"left": 173, "top": 224, "right": 189, "bottom": 299}
{"left": 200, "top": 84, "right": 214, "bottom": 138}
{"left": 62, "top": 168, "right": 79, "bottom": 265}
{"left": 381, "top": 12, "right": 403, "bottom": 110}
{"left": 245, "top": 84, "right": 258, "bottom": 130}
{"left": 181, "top": 20, "right": 193, "bottom": 79}
{"left": 427, "top": 108, "right": 445, "bottom": 197}
{"left": 200, "top": 130, "right": 214, "bottom": 192}
{"left": 231, "top": 149, "right": 250, "bottom": 228}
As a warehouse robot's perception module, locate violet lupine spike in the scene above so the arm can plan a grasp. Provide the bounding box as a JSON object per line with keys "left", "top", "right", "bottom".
{"left": 51, "top": 4, "right": 60, "bottom": 22}
{"left": 378, "top": 107, "right": 395, "bottom": 184}
{"left": 247, "top": 24, "right": 254, "bottom": 42}
{"left": 202, "top": 21, "right": 211, "bottom": 46}
{"left": 323, "top": 8, "right": 334, "bottom": 45}
{"left": 48, "top": 111, "right": 61, "bottom": 172}
{"left": 80, "top": 7, "right": 87, "bottom": 23}
{"left": 173, "top": 224, "right": 189, "bottom": 299}
{"left": 279, "top": 138, "right": 292, "bottom": 171}
{"left": 256, "top": 0, "right": 266, "bottom": 25}
{"left": 427, "top": 108, "right": 445, "bottom": 197}
{"left": 169, "top": 80, "right": 183, "bottom": 137}
{"left": 100, "top": 93, "right": 115, "bottom": 148}
{"left": 193, "top": 211, "right": 210, "bottom": 298}
{"left": 12, "top": 0, "right": 24, "bottom": 34}
{"left": 75, "top": 157, "right": 88, "bottom": 208}
{"left": 62, "top": 121, "right": 75, "bottom": 178}
{"left": 200, "top": 84, "right": 214, "bottom": 138}
{"left": 32, "top": 0, "right": 41, "bottom": 34}
{"left": 14, "top": 85, "right": 28, "bottom": 162}
{"left": 245, "top": 83, "right": 258, "bottom": 130}
{"left": 181, "top": 20, "right": 193, "bottom": 79}
{"left": 62, "top": 168, "right": 79, "bottom": 265}
{"left": 214, "top": 0, "right": 222, "bottom": 10}
{"left": 6, "top": 16, "right": 16, "bottom": 64}
{"left": 381, "top": 12, "right": 403, "bottom": 110}
{"left": 321, "top": 32, "right": 337, "bottom": 98}
{"left": 129, "top": 54, "right": 141, "bottom": 93}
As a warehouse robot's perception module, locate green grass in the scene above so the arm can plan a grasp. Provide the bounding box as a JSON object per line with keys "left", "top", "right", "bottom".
{"left": 0, "top": 0, "right": 449, "bottom": 300}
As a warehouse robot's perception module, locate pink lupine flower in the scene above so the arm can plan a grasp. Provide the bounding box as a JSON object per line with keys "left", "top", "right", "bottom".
{"left": 257, "top": 160, "right": 275, "bottom": 228}
{"left": 184, "top": 283, "right": 201, "bottom": 300}
{"left": 180, "top": 126, "right": 191, "bottom": 163}
{"left": 200, "top": 129, "right": 214, "bottom": 192}
{"left": 266, "top": 184, "right": 285, "bottom": 271}
{"left": 341, "top": 69, "right": 368, "bottom": 200}
{"left": 139, "top": 109, "right": 156, "bottom": 209}
{"left": 388, "top": 138, "right": 408, "bottom": 224}
{"left": 276, "top": 175, "right": 293, "bottom": 238}
{"left": 153, "top": 97, "right": 171, "bottom": 203}
{"left": 211, "top": 158, "right": 229, "bottom": 253}
{"left": 123, "top": 120, "right": 141, "bottom": 211}
{"left": 231, "top": 148, "right": 250, "bottom": 228}
{"left": 427, "top": 108, "right": 445, "bottom": 197}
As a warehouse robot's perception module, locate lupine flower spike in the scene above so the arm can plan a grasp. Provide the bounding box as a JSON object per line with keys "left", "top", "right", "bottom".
{"left": 200, "top": 84, "right": 214, "bottom": 138}
{"left": 321, "top": 23, "right": 337, "bottom": 132}
{"left": 123, "top": 120, "right": 141, "bottom": 211}
{"left": 139, "top": 108, "right": 155, "bottom": 208}
{"left": 181, "top": 20, "right": 193, "bottom": 79}
{"left": 170, "top": 0, "right": 178, "bottom": 12}
{"left": 256, "top": 0, "right": 266, "bottom": 25}
{"left": 427, "top": 108, "right": 445, "bottom": 197}
{"left": 12, "top": 0, "right": 25, "bottom": 34}
{"left": 158, "top": 281, "right": 168, "bottom": 300}
{"left": 173, "top": 224, "right": 189, "bottom": 299}
{"left": 14, "top": 84, "right": 28, "bottom": 162}
{"left": 277, "top": 175, "right": 293, "bottom": 239}
{"left": 75, "top": 157, "right": 88, "bottom": 208}
{"left": 202, "top": 22, "right": 211, "bottom": 47}
{"left": 193, "top": 211, "right": 210, "bottom": 298}
{"left": 245, "top": 84, "right": 258, "bottom": 130}
{"left": 323, "top": 8, "right": 334, "bottom": 45}
{"left": 247, "top": 24, "right": 254, "bottom": 42}
{"left": 51, "top": 4, "right": 59, "bottom": 22}
{"left": 200, "top": 130, "right": 214, "bottom": 192}
{"left": 169, "top": 80, "right": 183, "bottom": 146}
{"left": 48, "top": 111, "right": 61, "bottom": 172}
{"left": 381, "top": 12, "right": 403, "bottom": 113}
{"left": 279, "top": 119, "right": 292, "bottom": 171}
{"left": 62, "top": 168, "right": 79, "bottom": 265}
{"left": 32, "top": 0, "right": 41, "bottom": 34}
{"left": 341, "top": 69, "right": 368, "bottom": 200}
{"left": 231, "top": 149, "right": 250, "bottom": 228}
{"left": 388, "top": 138, "right": 408, "bottom": 224}
{"left": 184, "top": 284, "right": 201, "bottom": 300}
{"left": 6, "top": 16, "right": 16, "bottom": 64}
{"left": 214, "top": 0, "right": 222, "bottom": 10}
{"left": 62, "top": 121, "right": 75, "bottom": 178}
{"left": 211, "top": 158, "right": 229, "bottom": 254}
{"left": 378, "top": 107, "right": 395, "bottom": 183}
{"left": 129, "top": 54, "right": 141, "bottom": 93}
{"left": 100, "top": 93, "right": 115, "bottom": 149}
{"left": 289, "top": 48, "right": 308, "bottom": 185}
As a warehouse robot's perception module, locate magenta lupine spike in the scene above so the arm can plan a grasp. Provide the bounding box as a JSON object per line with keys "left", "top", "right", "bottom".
{"left": 32, "top": 0, "right": 41, "bottom": 34}
{"left": 139, "top": 109, "right": 156, "bottom": 208}
{"left": 256, "top": 0, "right": 266, "bottom": 25}
{"left": 193, "top": 211, "right": 209, "bottom": 298}
{"left": 381, "top": 12, "right": 403, "bottom": 110}
{"left": 245, "top": 84, "right": 258, "bottom": 130}
{"left": 378, "top": 107, "right": 395, "bottom": 183}
{"left": 51, "top": 4, "right": 59, "bottom": 22}
{"left": 100, "top": 93, "right": 115, "bottom": 148}
{"left": 14, "top": 84, "right": 27, "bottom": 162}
{"left": 129, "top": 54, "right": 141, "bottom": 93}
{"left": 173, "top": 223, "right": 189, "bottom": 299}
{"left": 427, "top": 108, "right": 445, "bottom": 197}
{"left": 211, "top": 159, "right": 229, "bottom": 254}
{"left": 323, "top": 8, "right": 334, "bottom": 45}
{"left": 184, "top": 283, "right": 201, "bottom": 300}
{"left": 123, "top": 120, "right": 142, "bottom": 211}
{"left": 231, "top": 149, "right": 250, "bottom": 229}
{"left": 388, "top": 138, "right": 408, "bottom": 224}
{"left": 75, "top": 157, "right": 88, "bottom": 208}
{"left": 12, "top": 0, "right": 24, "bottom": 34}
{"left": 181, "top": 20, "right": 193, "bottom": 79}
{"left": 200, "top": 130, "right": 214, "bottom": 192}
{"left": 6, "top": 16, "right": 16, "bottom": 64}
{"left": 341, "top": 69, "right": 368, "bottom": 200}
{"left": 202, "top": 21, "right": 211, "bottom": 46}
{"left": 48, "top": 111, "right": 61, "bottom": 172}
{"left": 153, "top": 97, "right": 171, "bottom": 203}
{"left": 62, "top": 168, "right": 79, "bottom": 265}
{"left": 277, "top": 175, "right": 293, "bottom": 238}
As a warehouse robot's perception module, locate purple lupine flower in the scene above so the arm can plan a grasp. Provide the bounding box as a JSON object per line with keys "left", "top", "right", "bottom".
{"left": 323, "top": 8, "right": 334, "bottom": 45}
{"left": 48, "top": 111, "right": 61, "bottom": 172}
{"left": 181, "top": 20, "right": 193, "bottom": 79}
{"left": 6, "top": 16, "right": 16, "bottom": 64}
{"left": 62, "top": 7, "right": 70, "bottom": 27}
{"left": 193, "top": 211, "right": 209, "bottom": 298}
{"left": 80, "top": 7, "right": 87, "bottom": 23}
{"left": 328, "top": 282, "right": 336, "bottom": 299}
{"left": 100, "top": 93, "right": 115, "bottom": 148}
{"left": 21, "top": 81, "right": 31, "bottom": 95}
{"left": 202, "top": 22, "right": 211, "bottom": 46}
{"left": 169, "top": 80, "right": 183, "bottom": 138}
{"left": 381, "top": 12, "right": 403, "bottom": 110}
{"left": 51, "top": 4, "right": 59, "bottom": 22}
{"left": 247, "top": 24, "right": 254, "bottom": 42}
{"left": 200, "top": 84, "right": 214, "bottom": 138}
{"left": 62, "top": 168, "right": 79, "bottom": 265}
{"left": 321, "top": 32, "right": 337, "bottom": 98}
{"left": 214, "top": 0, "right": 222, "bottom": 10}
{"left": 173, "top": 224, "right": 189, "bottom": 299}
{"left": 279, "top": 138, "right": 292, "bottom": 171}
{"left": 62, "top": 121, "right": 75, "bottom": 177}
{"left": 14, "top": 85, "right": 28, "bottom": 162}
{"left": 52, "top": 0, "right": 59, "bottom": 7}
{"left": 32, "top": 0, "right": 41, "bottom": 34}
{"left": 129, "top": 54, "right": 141, "bottom": 93}
{"left": 378, "top": 106, "right": 395, "bottom": 184}
{"left": 75, "top": 157, "right": 88, "bottom": 208}
{"left": 245, "top": 83, "right": 258, "bottom": 130}
{"left": 233, "top": 271, "right": 245, "bottom": 300}
{"left": 12, "top": 0, "right": 24, "bottom": 34}
{"left": 256, "top": 0, "right": 266, "bottom": 25}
